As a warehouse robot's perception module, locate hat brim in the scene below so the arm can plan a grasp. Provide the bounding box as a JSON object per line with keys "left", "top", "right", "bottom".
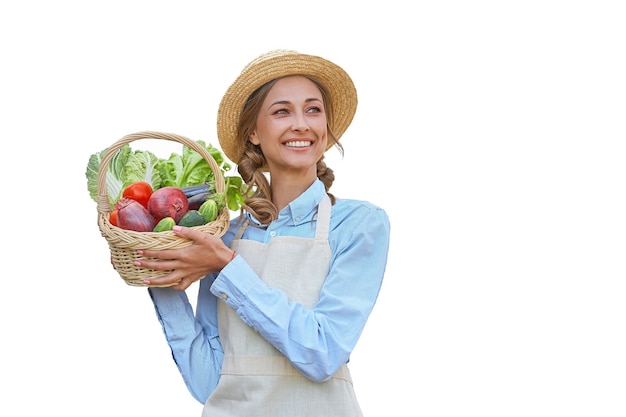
{"left": 217, "top": 50, "right": 358, "bottom": 164}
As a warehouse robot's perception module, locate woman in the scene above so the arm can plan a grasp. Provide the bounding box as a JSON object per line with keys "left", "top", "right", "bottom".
{"left": 136, "top": 50, "right": 391, "bottom": 416}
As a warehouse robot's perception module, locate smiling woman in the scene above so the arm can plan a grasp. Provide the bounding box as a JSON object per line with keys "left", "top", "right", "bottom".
{"left": 252, "top": 76, "right": 327, "bottom": 150}
{"left": 134, "top": 50, "right": 391, "bottom": 417}
{"left": 4, "top": 1, "right": 625, "bottom": 417}
{"left": 247, "top": 75, "right": 332, "bottom": 208}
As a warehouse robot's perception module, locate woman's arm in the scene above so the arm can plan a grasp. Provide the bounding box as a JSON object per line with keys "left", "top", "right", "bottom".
{"left": 148, "top": 286, "right": 224, "bottom": 403}
{"left": 210, "top": 203, "right": 391, "bottom": 381}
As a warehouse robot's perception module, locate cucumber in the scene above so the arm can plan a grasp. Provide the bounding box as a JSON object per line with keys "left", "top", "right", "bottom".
{"left": 199, "top": 199, "right": 219, "bottom": 223}
{"left": 153, "top": 217, "right": 176, "bottom": 232}
{"left": 178, "top": 210, "right": 206, "bottom": 227}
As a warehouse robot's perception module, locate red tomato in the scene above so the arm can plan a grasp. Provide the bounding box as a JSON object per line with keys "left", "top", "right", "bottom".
{"left": 122, "top": 181, "right": 153, "bottom": 208}
{"left": 109, "top": 209, "right": 119, "bottom": 226}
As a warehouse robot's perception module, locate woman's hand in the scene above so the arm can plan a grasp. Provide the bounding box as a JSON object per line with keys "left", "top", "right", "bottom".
{"left": 135, "top": 226, "right": 235, "bottom": 290}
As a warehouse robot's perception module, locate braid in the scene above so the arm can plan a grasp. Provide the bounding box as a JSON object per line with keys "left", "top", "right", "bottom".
{"left": 237, "top": 144, "right": 279, "bottom": 225}
{"left": 316, "top": 157, "right": 337, "bottom": 205}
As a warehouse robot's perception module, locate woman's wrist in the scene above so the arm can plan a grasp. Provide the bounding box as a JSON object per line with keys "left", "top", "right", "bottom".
{"left": 222, "top": 249, "right": 236, "bottom": 270}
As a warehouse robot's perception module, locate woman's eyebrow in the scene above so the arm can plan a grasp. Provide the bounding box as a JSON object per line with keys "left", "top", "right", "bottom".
{"left": 269, "top": 97, "right": 322, "bottom": 107}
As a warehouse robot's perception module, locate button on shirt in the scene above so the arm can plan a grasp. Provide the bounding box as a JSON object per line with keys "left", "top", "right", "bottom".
{"left": 148, "top": 179, "right": 391, "bottom": 404}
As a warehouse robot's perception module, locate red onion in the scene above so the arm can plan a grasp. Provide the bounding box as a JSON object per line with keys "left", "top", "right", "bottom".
{"left": 115, "top": 197, "right": 156, "bottom": 232}
{"left": 147, "top": 187, "right": 189, "bottom": 223}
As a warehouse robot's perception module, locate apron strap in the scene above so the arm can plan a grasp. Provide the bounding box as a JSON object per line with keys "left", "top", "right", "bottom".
{"left": 233, "top": 194, "right": 332, "bottom": 242}
{"left": 314, "top": 194, "right": 331, "bottom": 241}
{"left": 233, "top": 218, "right": 250, "bottom": 241}
{"left": 222, "top": 355, "right": 353, "bottom": 384}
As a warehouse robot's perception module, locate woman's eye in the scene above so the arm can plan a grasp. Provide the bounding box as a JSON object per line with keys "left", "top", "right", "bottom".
{"left": 274, "top": 108, "right": 289, "bottom": 115}
{"left": 306, "top": 106, "right": 322, "bottom": 113}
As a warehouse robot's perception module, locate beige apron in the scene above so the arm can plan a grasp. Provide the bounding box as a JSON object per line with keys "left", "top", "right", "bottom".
{"left": 202, "top": 194, "right": 363, "bottom": 417}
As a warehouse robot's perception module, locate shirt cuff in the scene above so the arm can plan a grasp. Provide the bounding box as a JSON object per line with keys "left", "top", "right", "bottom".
{"left": 210, "top": 255, "right": 260, "bottom": 310}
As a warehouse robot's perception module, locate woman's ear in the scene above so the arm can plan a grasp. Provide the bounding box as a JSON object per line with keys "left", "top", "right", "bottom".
{"left": 249, "top": 130, "right": 260, "bottom": 145}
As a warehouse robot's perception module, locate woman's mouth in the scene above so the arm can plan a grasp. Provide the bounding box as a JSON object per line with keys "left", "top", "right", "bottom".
{"left": 284, "top": 140, "right": 312, "bottom": 148}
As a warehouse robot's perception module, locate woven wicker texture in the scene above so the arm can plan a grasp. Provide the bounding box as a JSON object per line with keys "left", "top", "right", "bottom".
{"left": 97, "top": 131, "right": 230, "bottom": 287}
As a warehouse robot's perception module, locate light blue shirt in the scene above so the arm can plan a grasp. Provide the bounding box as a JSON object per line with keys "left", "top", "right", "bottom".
{"left": 148, "top": 179, "right": 391, "bottom": 404}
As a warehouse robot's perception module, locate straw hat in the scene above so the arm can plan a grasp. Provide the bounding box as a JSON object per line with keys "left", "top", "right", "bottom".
{"left": 217, "top": 49, "right": 358, "bottom": 164}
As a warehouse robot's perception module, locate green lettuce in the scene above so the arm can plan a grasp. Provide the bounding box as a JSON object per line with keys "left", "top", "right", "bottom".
{"left": 224, "top": 175, "right": 246, "bottom": 212}
{"left": 86, "top": 144, "right": 132, "bottom": 208}
{"left": 85, "top": 145, "right": 161, "bottom": 208}
{"left": 123, "top": 149, "right": 161, "bottom": 189}
{"left": 86, "top": 139, "right": 246, "bottom": 212}
{"left": 158, "top": 140, "right": 228, "bottom": 188}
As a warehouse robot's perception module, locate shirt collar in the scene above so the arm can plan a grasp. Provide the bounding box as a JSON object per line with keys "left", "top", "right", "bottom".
{"left": 245, "top": 179, "right": 327, "bottom": 226}
{"left": 283, "top": 179, "right": 327, "bottom": 225}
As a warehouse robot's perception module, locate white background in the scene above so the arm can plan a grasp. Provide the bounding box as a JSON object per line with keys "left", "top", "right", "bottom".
{"left": 1, "top": 1, "right": 625, "bottom": 416}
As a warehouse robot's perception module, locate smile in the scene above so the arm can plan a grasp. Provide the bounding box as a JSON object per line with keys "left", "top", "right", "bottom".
{"left": 284, "top": 141, "right": 312, "bottom": 148}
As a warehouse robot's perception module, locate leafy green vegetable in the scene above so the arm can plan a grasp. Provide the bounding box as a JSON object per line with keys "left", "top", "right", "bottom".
{"left": 85, "top": 140, "right": 245, "bottom": 212}
{"left": 123, "top": 148, "right": 162, "bottom": 190}
{"left": 224, "top": 176, "right": 246, "bottom": 212}
{"left": 85, "top": 144, "right": 161, "bottom": 209}
{"left": 86, "top": 144, "right": 131, "bottom": 208}
{"left": 158, "top": 140, "right": 226, "bottom": 189}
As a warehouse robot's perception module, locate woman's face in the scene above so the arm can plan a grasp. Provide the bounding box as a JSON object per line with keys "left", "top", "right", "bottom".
{"left": 250, "top": 75, "right": 328, "bottom": 176}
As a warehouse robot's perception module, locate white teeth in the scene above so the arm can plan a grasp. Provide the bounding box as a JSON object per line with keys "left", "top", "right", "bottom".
{"left": 285, "top": 141, "right": 311, "bottom": 148}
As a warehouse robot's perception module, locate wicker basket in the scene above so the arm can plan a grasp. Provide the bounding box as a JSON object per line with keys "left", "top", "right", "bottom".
{"left": 96, "top": 131, "right": 231, "bottom": 287}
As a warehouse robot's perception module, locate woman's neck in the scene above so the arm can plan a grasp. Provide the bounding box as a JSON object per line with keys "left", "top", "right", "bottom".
{"left": 270, "top": 174, "right": 316, "bottom": 212}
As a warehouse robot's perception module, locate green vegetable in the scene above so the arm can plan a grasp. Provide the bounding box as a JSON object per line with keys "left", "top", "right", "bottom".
{"left": 86, "top": 144, "right": 130, "bottom": 208}
{"left": 123, "top": 149, "right": 162, "bottom": 191}
{"left": 198, "top": 199, "right": 218, "bottom": 223}
{"left": 224, "top": 176, "right": 246, "bottom": 212}
{"left": 178, "top": 210, "right": 206, "bottom": 227}
{"left": 86, "top": 145, "right": 161, "bottom": 209}
{"left": 153, "top": 217, "right": 176, "bottom": 232}
{"left": 158, "top": 140, "right": 227, "bottom": 189}
{"left": 86, "top": 139, "right": 246, "bottom": 213}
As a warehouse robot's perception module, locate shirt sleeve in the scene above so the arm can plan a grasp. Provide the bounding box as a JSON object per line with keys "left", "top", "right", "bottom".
{"left": 148, "top": 285, "right": 223, "bottom": 404}
{"left": 210, "top": 203, "right": 391, "bottom": 382}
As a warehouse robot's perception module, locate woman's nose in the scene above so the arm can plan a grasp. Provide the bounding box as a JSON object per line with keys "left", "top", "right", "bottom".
{"left": 291, "top": 111, "right": 310, "bottom": 131}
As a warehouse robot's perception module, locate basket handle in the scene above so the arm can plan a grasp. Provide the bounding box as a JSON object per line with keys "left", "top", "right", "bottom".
{"left": 96, "top": 131, "right": 226, "bottom": 217}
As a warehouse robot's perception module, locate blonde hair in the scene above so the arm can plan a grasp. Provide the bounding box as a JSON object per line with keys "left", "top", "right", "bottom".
{"left": 235, "top": 76, "right": 342, "bottom": 225}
